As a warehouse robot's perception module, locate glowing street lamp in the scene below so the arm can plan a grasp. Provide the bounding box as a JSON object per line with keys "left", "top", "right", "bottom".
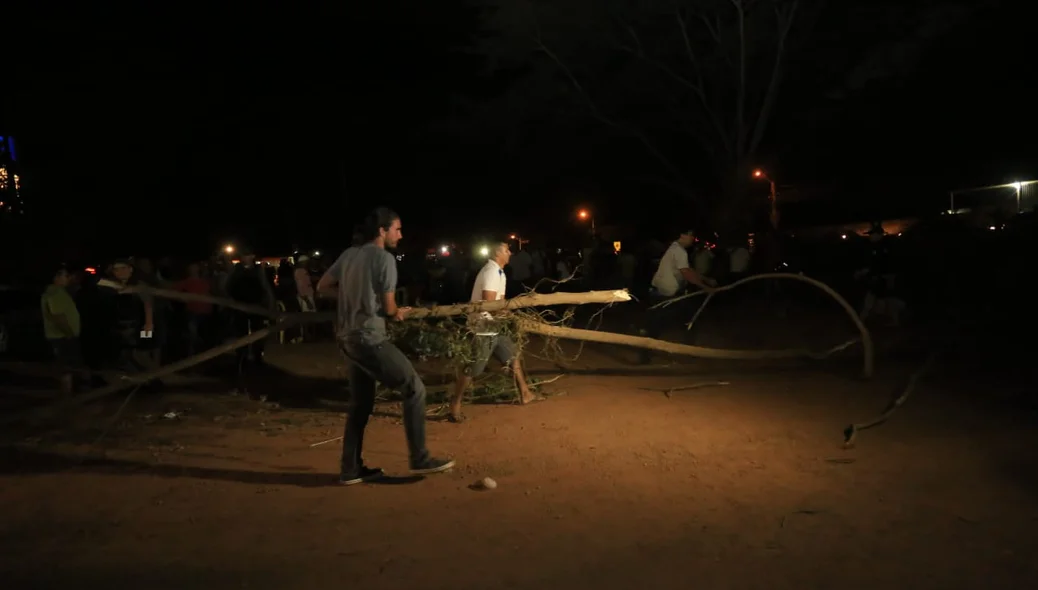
{"left": 577, "top": 209, "right": 596, "bottom": 235}
{"left": 1011, "top": 181, "right": 1022, "bottom": 212}
{"left": 509, "top": 233, "right": 529, "bottom": 250}
{"left": 223, "top": 244, "right": 235, "bottom": 255}
{"left": 752, "top": 169, "right": 779, "bottom": 229}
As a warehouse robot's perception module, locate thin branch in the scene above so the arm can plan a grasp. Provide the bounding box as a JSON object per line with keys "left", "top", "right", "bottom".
{"left": 674, "top": 7, "right": 732, "bottom": 156}
{"left": 734, "top": 0, "right": 748, "bottom": 158}
{"left": 534, "top": 36, "right": 692, "bottom": 194}
{"left": 746, "top": 0, "right": 799, "bottom": 157}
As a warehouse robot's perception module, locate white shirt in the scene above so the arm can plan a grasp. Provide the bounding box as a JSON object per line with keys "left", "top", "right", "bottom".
{"left": 651, "top": 241, "right": 691, "bottom": 297}
{"left": 469, "top": 259, "right": 507, "bottom": 335}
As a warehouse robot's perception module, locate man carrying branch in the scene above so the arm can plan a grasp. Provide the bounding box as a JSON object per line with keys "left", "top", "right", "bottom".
{"left": 640, "top": 229, "right": 716, "bottom": 364}
{"left": 448, "top": 241, "right": 537, "bottom": 423}
{"left": 317, "top": 207, "right": 455, "bottom": 485}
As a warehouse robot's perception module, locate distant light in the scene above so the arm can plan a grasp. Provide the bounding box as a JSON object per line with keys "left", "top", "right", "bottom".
{"left": 752, "top": 169, "right": 764, "bottom": 178}
{"left": 1011, "top": 182, "right": 1022, "bottom": 191}
{"left": 479, "top": 246, "right": 489, "bottom": 257}
{"left": 313, "top": 251, "right": 321, "bottom": 257}
{"left": 224, "top": 245, "right": 235, "bottom": 254}
{"left": 509, "top": 234, "right": 517, "bottom": 240}
{"left": 577, "top": 210, "right": 589, "bottom": 219}
{"left": 84, "top": 267, "right": 97, "bottom": 274}
{"left": 840, "top": 234, "right": 847, "bottom": 239}
{"left": 989, "top": 225, "right": 997, "bottom": 230}
{"left": 440, "top": 245, "right": 449, "bottom": 256}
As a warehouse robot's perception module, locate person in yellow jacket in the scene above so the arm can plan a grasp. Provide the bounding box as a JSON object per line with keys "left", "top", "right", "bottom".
{"left": 41, "top": 266, "right": 82, "bottom": 395}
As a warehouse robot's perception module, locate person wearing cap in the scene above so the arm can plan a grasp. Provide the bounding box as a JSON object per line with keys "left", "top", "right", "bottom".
{"left": 640, "top": 228, "right": 716, "bottom": 364}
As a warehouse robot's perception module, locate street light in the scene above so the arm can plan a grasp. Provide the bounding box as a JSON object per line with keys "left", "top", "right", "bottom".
{"left": 1011, "top": 181, "right": 1022, "bottom": 212}
{"left": 577, "top": 209, "right": 596, "bottom": 235}
{"left": 752, "top": 169, "right": 779, "bottom": 229}
{"left": 224, "top": 244, "right": 235, "bottom": 254}
{"left": 509, "top": 233, "right": 529, "bottom": 250}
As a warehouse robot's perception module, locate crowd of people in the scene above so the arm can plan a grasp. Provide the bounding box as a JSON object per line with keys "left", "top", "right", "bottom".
{"left": 31, "top": 204, "right": 911, "bottom": 484}
{"left": 38, "top": 251, "right": 329, "bottom": 397}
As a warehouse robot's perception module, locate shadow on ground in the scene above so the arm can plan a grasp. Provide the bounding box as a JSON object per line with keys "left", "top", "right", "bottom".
{"left": 0, "top": 446, "right": 425, "bottom": 487}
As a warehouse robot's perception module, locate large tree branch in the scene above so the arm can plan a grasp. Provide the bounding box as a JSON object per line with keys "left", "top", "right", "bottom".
{"left": 534, "top": 36, "right": 693, "bottom": 195}
{"left": 674, "top": 7, "right": 733, "bottom": 156}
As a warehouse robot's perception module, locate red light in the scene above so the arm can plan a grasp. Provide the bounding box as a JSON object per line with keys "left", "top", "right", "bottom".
{"left": 84, "top": 267, "right": 97, "bottom": 274}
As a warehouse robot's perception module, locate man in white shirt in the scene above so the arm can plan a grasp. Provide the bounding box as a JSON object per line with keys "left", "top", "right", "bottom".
{"left": 449, "top": 241, "right": 535, "bottom": 422}
{"left": 641, "top": 229, "right": 716, "bottom": 364}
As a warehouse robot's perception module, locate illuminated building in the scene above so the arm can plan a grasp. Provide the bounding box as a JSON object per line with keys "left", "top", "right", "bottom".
{"left": 0, "top": 134, "right": 24, "bottom": 215}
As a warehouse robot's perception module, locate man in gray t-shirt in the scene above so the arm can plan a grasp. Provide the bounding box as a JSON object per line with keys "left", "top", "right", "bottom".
{"left": 328, "top": 242, "right": 396, "bottom": 347}
{"left": 316, "top": 207, "right": 455, "bottom": 485}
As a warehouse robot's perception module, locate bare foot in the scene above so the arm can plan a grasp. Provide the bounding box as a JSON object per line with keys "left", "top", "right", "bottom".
{"left": 519, "top": 391, "right": 542, "bottom": 405}
{"left": 447, "top": 409, "right": 466, "bottom": 423}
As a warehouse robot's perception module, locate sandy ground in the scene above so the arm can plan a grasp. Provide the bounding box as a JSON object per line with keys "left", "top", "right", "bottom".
{"left": 2, "top": 305, "right": 1038, "bottom": 589}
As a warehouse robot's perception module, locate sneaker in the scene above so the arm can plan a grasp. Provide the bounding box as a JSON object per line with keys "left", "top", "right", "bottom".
{"left": 409, "top": 457, "right": 455, "bottom": 475}
{"left": 339, "top": 466, "right": 385, "bottom": 486}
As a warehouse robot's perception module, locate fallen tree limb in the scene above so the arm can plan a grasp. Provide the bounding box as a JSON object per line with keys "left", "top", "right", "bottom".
{"left": 2, "top": 328, "right": 273, "bottom": 426}
{"left": 118, "top": 286, "right": 632, "bottom": 326}
{"left": 639, "top": 380, "right": 731, "bottom": 398}
{"left": 651, "top": 272, "right": 873, "bottom": 378}
{"left": 519, "top": 319, "right": 861, "bottom": 367}
{"left": 842, "top": 351, "right": 939, "bottom": 448}
{"left": 282, "top": 289, "right": 632, "bottom": 325}
{"left": 119, "top": 285, "right": 277, "bottom": 318}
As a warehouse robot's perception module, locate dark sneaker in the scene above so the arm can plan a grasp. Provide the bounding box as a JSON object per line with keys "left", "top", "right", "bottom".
{"left": 339, "top": 466, "right": 385, "bottom": 486}
{"left": 409, "top": 457, "right": 455, "bottom": 475}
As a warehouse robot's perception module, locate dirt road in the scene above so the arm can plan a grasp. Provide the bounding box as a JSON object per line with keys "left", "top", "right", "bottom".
{"left": 3, "top": 341, "right": 1037, "bottom": 589}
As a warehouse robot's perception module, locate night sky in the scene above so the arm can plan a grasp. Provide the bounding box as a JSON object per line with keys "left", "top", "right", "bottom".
{"left": 1, "top": 0, "right": 1032, "bottom": 260}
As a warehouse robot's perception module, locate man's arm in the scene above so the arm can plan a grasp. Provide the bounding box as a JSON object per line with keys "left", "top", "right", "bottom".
{"left": 679, "top": 267, "right": 713, "bottom": 290}
{"left": 676, "top": 250, "right": 715, "bottom": 289}
{"left": 316, "top": 251, "right": 348, "bottom": 298}
{"left": 377, "top": 252, "right": 408, "bottom": 321}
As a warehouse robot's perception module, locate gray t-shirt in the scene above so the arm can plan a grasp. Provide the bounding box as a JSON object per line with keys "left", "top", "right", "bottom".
{"left": 327, "top": 243, "right": 397, "bottom": 346}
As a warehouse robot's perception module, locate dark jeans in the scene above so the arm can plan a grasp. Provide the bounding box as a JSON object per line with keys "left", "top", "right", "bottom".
{"left": 185, "top": 312, "right": 210, "bottom": 356}
{"left": 640, "top": 289, "right": 706, "bottom": 364}
{"left": 232, "top": 313, "right": 266, "bottom": 391}
{"left": 640, "top": 291, "right": 681, "bottom": 364}
{"left": 340, "top": 339, "right": 430, "bottom": 474}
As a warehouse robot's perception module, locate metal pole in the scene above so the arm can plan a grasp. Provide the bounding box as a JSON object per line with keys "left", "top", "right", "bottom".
{"left": 769, "top": 180, "right": 778, "bottom": 229}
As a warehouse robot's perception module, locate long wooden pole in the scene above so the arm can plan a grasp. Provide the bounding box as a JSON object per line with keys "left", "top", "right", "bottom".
{"left": 3, "top": 328, "right": 273, "bottom": 426}
{"left": 519, "top": 320, "right": 861, "bottom": 365}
